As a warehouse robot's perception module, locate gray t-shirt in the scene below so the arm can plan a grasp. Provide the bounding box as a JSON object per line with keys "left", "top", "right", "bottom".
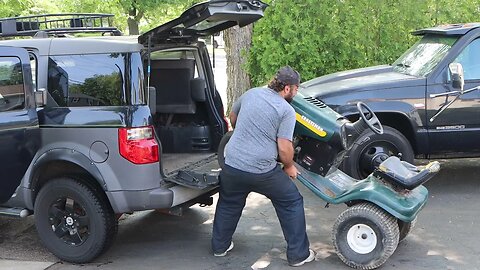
{"left": 225, "top": 87, "right": 296, "bottom": 173}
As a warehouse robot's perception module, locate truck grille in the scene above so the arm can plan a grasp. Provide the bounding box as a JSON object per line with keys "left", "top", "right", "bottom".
{"left": 304, "top": 97, "right": 327, "bottom": 108}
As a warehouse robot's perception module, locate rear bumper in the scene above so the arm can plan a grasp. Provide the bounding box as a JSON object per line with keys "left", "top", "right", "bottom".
{"left": 106, "top": 184, "right": 218, "bottom": 213}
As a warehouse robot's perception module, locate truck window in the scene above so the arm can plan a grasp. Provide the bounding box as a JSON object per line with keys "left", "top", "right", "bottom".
{"left": 0, "top": 57, "right": 25, "bottom": 112}
{"left": 454, "top": 38, "right": 480, "bottom": 80}
{"left": 393, "top": 34, "right": 457, "bottom": 77}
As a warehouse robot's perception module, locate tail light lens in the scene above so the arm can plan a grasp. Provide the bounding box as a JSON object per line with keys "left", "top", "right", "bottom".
{"left": 118, "top": 126, "right": 159, "bottom": 164}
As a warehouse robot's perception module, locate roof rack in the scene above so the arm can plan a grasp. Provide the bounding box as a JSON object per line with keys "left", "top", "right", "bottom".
{"left": 0, "top": 13, "right": 122, "bottom": 37}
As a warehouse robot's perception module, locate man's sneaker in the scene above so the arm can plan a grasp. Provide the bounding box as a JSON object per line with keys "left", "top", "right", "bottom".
{"left": 289, "top": 249, "right": 316, "bottom": 267}
{"left": 214, "top": 241, "right": 234, "bottom": 257}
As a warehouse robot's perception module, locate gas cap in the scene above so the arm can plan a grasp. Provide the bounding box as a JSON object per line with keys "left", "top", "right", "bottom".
{"left": 89, "top": 141, "right": 109, "bottom": 163}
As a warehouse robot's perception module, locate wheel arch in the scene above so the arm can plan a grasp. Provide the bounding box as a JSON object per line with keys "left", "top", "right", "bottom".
{"left": 343, "top": 197, "right": 420, "bottom": 223}
{"left": 375, "top": 112, "right": 416, "bottom": 154}
{"left": 28, "top": 149, "right": 108, "bottom": 209}
{"left": 345, "top": 199, "right": 404, "bottom": 220}
{"left": 343, "top": 108, "right": 418, "bottom": 154}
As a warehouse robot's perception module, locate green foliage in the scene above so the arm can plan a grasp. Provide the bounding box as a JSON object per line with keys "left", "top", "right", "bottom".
{"left": 0, "top": 0, "right": 196, "bottom": 35}
{"left": 70, "top": 73, "right": 122, "bottom": 106}
{"left": 0, "top": 0, "right": 33, "bottom": 17}
{"left": 248, "top": 0, "right": 480, "bottom": 85}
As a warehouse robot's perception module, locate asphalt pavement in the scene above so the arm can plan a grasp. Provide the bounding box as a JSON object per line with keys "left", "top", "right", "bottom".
{"left": 1, "top": 158, "right": 480, "bottom": 270}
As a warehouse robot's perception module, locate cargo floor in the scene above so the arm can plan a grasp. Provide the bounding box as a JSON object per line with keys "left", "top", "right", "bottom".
{"left": 161, "top": 153, "right": 217, "bottom": 176}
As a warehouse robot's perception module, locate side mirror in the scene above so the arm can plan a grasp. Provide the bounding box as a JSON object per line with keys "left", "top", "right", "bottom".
{"left": 148, "top": 86, "right": 156, "bottom": 114}
{"left": 34, "top": 88, "right": 47, "bottom": 107}
{"left": 191, "top": 78, "right": 206, "bottom": 102}
{"left": 449, "top": 62, "right": 464, "bottom": 92}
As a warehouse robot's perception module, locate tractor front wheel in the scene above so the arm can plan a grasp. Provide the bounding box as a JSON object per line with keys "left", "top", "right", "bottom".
{"left": 333, "top": 202, "right": 399, "bottom": 269}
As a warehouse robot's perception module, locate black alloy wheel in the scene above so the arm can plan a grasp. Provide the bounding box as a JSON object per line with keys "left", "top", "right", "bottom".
{"left": 34, "top": 178, "right": 117, "bottom": 263}
{"left": 48, "top": 196, "right": 90, "bottom": 246}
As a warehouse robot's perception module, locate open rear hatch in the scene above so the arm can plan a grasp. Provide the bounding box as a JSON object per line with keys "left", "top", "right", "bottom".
{"left": 145, "top": 0, "right": 267, "bottom": 189}
{"left": 139, "top": 0, "right": 267, "bottom": 45}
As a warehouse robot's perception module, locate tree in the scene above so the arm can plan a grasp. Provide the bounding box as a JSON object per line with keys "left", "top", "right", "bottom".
{"left": 39, "top": 0, "right": 194, "bottom": 34}
{"left": 118, "top": 0, "right": 195, "bottom": 35}
{"left": 247, "top": 0, "right": 480, "bottom": 85}
{"left": 223, "top": 0, "right": 273, "bottom": 113}
{"left": 0, "top": 0, "right": 33, "bottom": 17}
{"left": 224, "top": 25, "right": 254, "bottom": 113}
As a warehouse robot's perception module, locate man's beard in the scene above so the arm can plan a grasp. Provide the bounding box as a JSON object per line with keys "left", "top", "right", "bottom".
{"left": 285, "top": 93, "right": 294, "bottom": 103}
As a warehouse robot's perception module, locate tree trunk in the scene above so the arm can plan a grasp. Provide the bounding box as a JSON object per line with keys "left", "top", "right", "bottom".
{"left": 127, "top": 8, "right": 140, "bottom": 35}
{"left": 224, "top": 24, "right": 253, "bottom": 113}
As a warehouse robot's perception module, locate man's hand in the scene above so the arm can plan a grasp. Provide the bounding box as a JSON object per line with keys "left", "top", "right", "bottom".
{"left": 229, "top": 111, "right": 237, "bottom": 129}
{"left": 283, "top": 164, "right": 299, "bottom": 179}
{"left": 278, "top": 138, "right": 297, "bottom": 179}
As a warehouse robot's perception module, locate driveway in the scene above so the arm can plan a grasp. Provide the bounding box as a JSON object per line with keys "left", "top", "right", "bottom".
{"left": 1, "top": 158, "right": 480, "bottom": 270}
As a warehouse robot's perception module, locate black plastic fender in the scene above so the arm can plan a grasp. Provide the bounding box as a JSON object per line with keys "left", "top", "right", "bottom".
{"left": 24, "top": 148, "right": 106, "bottom": 207}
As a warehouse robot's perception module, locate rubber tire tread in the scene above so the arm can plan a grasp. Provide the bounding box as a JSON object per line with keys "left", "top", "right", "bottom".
{"left": 341, "top": 126, "right": 414, "bottom": 179}
{"left": 398, "top": 216, "right": 417, "bottom": 242}
{"left": 34, "top": 178, "right": 117, "bottom": 263}
{"left": 217, "top": 131, "right": 232, "bottom": 168}
{"left": 332, "top": 202, "right": 400, "bottom": 270}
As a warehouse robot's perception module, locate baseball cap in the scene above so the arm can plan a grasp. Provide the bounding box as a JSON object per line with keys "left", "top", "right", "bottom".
{"left": 275, "top": 66, "right": 301, "bottom": 86}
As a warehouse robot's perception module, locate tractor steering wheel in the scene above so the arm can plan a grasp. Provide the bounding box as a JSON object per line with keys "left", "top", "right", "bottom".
{"left": 357, "top": 102, "right": 383, "bottom": 135}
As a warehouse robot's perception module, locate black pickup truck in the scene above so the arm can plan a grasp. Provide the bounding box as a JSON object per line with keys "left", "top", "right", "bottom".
{"left": 301, "top": 23, "right": 480, "bottom": 179}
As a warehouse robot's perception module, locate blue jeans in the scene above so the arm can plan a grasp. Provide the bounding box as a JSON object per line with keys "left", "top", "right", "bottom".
{"left": 212, "top": 164, "right": 310, "bottom": 264}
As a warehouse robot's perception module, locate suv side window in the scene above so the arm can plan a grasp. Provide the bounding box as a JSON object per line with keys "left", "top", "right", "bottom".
{"left": 0, "top": 57, "right": 25, "bottom": 112}
{"left": 47, "top": 53, "right": 125, "bottom": 107}
{"left": 29, "top": 53, "right": 37, "bottom": 91}
{"left": 454, "top": 38, "right": 480, "bottom": 80}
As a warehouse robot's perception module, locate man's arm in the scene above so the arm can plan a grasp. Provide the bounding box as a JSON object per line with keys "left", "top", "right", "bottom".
{"left": 229, "top": 111, "right": 238, "bottom": 129}
{"left": 278, "top": 138, "right": 298, "bottom": 178}
{"left": 229, "top": 95, "right": 243, "bottom": 129}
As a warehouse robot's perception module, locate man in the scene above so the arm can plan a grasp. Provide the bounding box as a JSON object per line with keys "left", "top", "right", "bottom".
{"left": 212, "top": 66, "right": 315, "bottom": 267}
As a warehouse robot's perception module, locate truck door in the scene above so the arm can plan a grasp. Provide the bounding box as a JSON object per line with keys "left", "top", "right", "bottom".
{"left": 426, "top": 38, "right": 480, "bottom": 155}
{"left": 0, "top": 47, "right": 39, "bottom": 203}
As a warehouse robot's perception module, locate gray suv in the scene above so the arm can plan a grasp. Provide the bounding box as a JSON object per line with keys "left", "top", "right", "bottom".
{"left": 0, "top": 0, "right": 266, "bottom": 263}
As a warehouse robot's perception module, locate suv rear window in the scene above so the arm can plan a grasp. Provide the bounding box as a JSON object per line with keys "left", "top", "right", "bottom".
{"left": 47, "top": 53, "right": 145, "bottom": 107}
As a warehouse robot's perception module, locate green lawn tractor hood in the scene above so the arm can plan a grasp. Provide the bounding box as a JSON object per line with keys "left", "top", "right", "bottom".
{"left": 291, "top": 91, "right": 350, "bottom": 150}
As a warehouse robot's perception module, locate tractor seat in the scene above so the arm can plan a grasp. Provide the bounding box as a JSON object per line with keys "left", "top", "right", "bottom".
{"left": 373, "top": 156, "right": 440, "bottom": 190}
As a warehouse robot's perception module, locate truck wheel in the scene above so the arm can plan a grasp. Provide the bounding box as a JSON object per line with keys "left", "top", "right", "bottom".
{"left": 341, "top": 126, "right": 414, "bottom": 179}
{"left": 217, "top": 131, "right": 232, "bottom": 168}
{"left": 398, "top": 217, "right": 417, "bottom": 242}
{"left": 34, "top": 178, "right": 117, "bottom": 263}
{"left": 333, "top": 202, "right": 399, "bottom": 270}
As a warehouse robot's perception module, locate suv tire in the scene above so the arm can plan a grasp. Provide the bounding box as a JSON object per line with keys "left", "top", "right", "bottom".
{"left": 217, "top": 131, "right": 232, "bottom": 168}
{"left": 342, "top": 126, "right": 414, "bottom": 179}
{"left": 34, "top": 178, "right": 117, "bottom": 263}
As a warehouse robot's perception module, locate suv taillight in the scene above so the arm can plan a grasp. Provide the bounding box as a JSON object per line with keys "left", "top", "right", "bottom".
{"left": 118, "top": 126, "right": 159, "bottom": 164}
